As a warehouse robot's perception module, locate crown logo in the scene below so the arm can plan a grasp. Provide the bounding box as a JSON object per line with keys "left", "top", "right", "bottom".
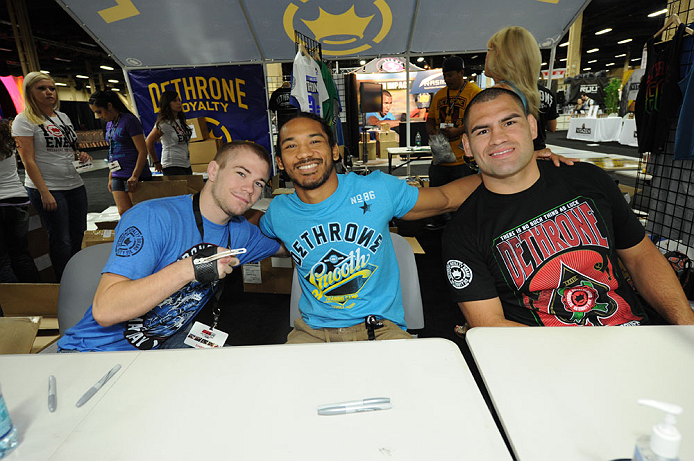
{"left": 302, "top": 6, "right": 374, "bottom": 44}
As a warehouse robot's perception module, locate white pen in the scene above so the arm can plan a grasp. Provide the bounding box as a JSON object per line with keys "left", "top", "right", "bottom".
{"left": 194, "top": 248, "right": 247, "bottom": 264}
{"left": 48, "top": 375, "right": 57, "bottom": 412}
{"left": 318, "top": 402, "right": 392, "bottom": 416}
{"left": 75, "top": 364, "right": 121, "bottom": 408}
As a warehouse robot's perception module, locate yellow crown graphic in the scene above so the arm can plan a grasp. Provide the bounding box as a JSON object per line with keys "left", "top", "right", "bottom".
{"left": 302, "top": 6, "right": 374, "bottom": 44}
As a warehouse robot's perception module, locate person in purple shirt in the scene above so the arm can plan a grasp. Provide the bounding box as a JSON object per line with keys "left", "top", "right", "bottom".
{"left": 89, "top": 90, "right": 152, "bottom": 215}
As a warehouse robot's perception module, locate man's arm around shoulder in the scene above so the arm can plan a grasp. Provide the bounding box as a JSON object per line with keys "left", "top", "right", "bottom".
{"left": 402, "top": 174, "right": 482, "bottom": 221}
{"left": 459, "top": 298, "right": 527, "bottom": 328}
{"left": 617, "top": 236, "right": 694, "bottom": 324}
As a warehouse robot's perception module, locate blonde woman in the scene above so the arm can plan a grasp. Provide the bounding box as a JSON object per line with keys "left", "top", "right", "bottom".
{"left": 12, "top": 72, "right": 91, "bottom": 281}
{"left": 485, "top": 26, "right": 542, "bottom": 120}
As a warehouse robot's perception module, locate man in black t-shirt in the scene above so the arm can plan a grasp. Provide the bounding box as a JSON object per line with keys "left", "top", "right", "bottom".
{"left": 269, "top": 80, "right": 299, "bottom": 130}
{"left": 442, "top": 88, "right": 694, "bottom": 327}
{"left": 533, "top": 84, "right": 558, "bottom": 151}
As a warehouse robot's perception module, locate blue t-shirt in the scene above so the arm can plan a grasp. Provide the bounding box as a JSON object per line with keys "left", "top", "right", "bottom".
{"left": 58, "top": 195, "right": 280, "bottom": 351}
{"left": 260, "top": 171, "right": 419, "bottom": 329}
{"left": 365, "top": 112, "right": 396, "bottom": 122}
{"left": 107, "top": 112, "right": 151, "bottom": 180}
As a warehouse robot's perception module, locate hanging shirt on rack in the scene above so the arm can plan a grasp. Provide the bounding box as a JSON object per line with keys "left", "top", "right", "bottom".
{"left": 675, "top": 32, "right": 694, "bottom": 160}
{"left": 269, "top": 85, "right": 299, "bottom": 129}
{"left": 318, "top": 60, "right": 344, "bottom": 146}
{"left": 290, "top": 49, "right": 328, "bottom": 117}
{"left": 635, "top": 24, "right": 686, "bottom": 154}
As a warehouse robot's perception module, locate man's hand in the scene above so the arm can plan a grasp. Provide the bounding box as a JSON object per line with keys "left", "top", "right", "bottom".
{"left": 535, "top": 148, "right": 578, "bottom": 167}
{"left": 440, "top": 125, "right": 462, "bottom": 140}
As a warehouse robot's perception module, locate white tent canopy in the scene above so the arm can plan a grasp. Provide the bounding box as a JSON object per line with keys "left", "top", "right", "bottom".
{"left": 58, "top": 0, "right": 589, "bottom": 69}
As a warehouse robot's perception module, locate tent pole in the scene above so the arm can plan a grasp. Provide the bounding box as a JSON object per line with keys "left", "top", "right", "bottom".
{"left": 261, "top": 61, "right": 277, "bottom": 174}
{"left": 545, "top": 45, "right": 557, "bottom": 89}
{"left": 122, "top": 68, "right": 139, "bottom": 118}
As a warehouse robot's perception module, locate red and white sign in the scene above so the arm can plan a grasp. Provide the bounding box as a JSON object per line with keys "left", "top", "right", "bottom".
{"left": 541, "top": 68, "right": 566, "bottom": 80}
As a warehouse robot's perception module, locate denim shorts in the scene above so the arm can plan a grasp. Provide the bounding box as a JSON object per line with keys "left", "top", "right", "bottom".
{"left": 111, "top": 176, "right": 129, "bottom": 192}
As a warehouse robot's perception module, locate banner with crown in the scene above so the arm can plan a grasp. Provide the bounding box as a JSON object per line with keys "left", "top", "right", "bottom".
{"left": 59, "top": 0, "right": 588, "bottom": 67}
{"left": 128, "top": 65, "right": 271, "bottom": 154}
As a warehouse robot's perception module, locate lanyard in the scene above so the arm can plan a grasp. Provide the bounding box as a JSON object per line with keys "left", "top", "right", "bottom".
{"left": 445, "top": 82, "right": 467, "bottom": 120}
{"left": 192, "top": 193, "right": 230, "bottom": 330}
{"left": 107, "top": 115, "right": 121, "bottom": 160}
{"left": 42, "top": 111, "right": 77, "bottom": 152}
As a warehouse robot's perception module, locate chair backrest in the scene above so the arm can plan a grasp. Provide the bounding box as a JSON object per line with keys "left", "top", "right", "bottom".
{"left": 57, "top": 243, "right": 113, "bottom": 335}
{"left": 289, "top": 233, "right": 424, "bottom": 330}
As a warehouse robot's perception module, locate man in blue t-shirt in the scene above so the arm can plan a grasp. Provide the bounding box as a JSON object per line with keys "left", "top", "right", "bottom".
{"left": 366, "top": 90, "right": 399, "bottom": 128}
{"left": 260, "top": 112, "right": 482, "bottom": 343}
{"left": 58, "top": 141, "right": 282, "bottom": 351}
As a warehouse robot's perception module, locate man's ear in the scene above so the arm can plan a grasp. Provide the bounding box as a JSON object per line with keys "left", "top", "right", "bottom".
{"left": 461, "top": 133, "right": 472, "bottom": 156}
{"left": 332, "top": 145, "right": 340, "bottom": 162}
{"left": 276, "top": 156, "right": 285, "bottom": 171}
{"left": 207, "top": 160, "right": 220, "bottom": 181}
{"left": 527, "top": 114, "right": 538, "bottom": 140}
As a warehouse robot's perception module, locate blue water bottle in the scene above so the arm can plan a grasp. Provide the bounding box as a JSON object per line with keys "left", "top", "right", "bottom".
{"left": 0, "top": 383, "right": 18, "bottom": 459}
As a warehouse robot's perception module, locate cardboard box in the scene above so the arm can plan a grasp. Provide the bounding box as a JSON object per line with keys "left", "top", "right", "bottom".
{"left": 82, "top": 229, "right": 116, "bottom": 249}
{"left": 358, "top": 140, "right": 377, "bottom": 161}
{"left": 242, "top": 257, "right": 293, "bottom": 295}
{"left": 189, "top": 138, "right": 223, "bottom": 164}
{"left": 160, "top": 174, "right": 204, "bottom": 194}
{"left": 191, "top": 163, "right": 209, "bottom": 174}
{"left": 379, "top": 140, "right": 399, "bottom": 158}
{"left": 377, "top": 130, "right": 397, "bottom": 143}
{"left": 94, "top": 206, "right": 120, "bottom": 230}
{"left": 132, "top": 179, "right": 189, "bottom": 204}
{"left": 0, "top": 283, "right": 60, "bottom": 353}
{"left": 187, "top": 117, "right": 210, "bottom": 142}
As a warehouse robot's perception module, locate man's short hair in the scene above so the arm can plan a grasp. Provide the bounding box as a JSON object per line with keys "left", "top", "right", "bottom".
{"left": 463, "top": 88, "right": 528, "bottom": 135}
{"left": 442, "top": 56, "right": 464, "bottom": 72}
{"left": 214, "top": 140, "right": 271, "bottom": 173}
{"left": 276, "top": 112, "right": 336, "bottom": 158}
{"left": 382, "top": 90, "right": 392, "bottom": 98}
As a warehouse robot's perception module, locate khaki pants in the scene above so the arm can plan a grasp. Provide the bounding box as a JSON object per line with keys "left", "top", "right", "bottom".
{"left": 286, "top": 317, "right": 412, "bottom": 344}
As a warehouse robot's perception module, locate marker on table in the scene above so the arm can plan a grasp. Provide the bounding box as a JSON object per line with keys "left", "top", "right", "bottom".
{"left": 48, "top": 375, "right": 57, "bottom": 412}
{"left": 75, "top": 364, "right": 121, "bottom": 408}
{"left": 317, "top": 397, "right": 392, "bottom": 416}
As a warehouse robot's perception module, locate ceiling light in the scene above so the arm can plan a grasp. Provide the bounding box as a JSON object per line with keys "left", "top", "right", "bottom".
{"left": 108, "top": 79, "right": 119, "bottom": 83}
{"left": 359, "top": 60, "right": 366, "bottom": 65}
{"left": 75, "top": 75, "right": 89, "bottom": 79}
{"left": 559, "top": 58, "right": 567, "bottom": 62}
{"left": 470, "top": 55, "right": 478, "bottom": 59}
{"left": 588, "top": 60, "right": 597, "bottom": 63}
{"left": 583, "top": 67, "right": 591, "bottom": 71}
{"left": 541, "top": 62, "right": 547, "bottom": 66}
{"left": 618, "top": 38, "right": 633, "bottom": 44}
{"left": 77, "top": 41, "right": 97, "bottom": 47}
{"left": 100, "top": 65, "right": 114, "bottom": 71}
{"left": 471, "top": 73, "right": 477, "bottom": 77}
{"left": 606, "top": 62, "right": 615, "bottom": 66}
{"left": 463, "top": 76, "right": 468, "bottom": 79}
{"left": 40, "top": 70, "right": 50, "bottom": 74}
{"left": 559, "top": 42, "right": 569, "bottom": 47}
{"left": 86, "top": 85, "right": 91, "bottom": 89}
{"left": 616, "top": 54, "right": 626, "bottom": 58}
{"left": 55, "top": 82, "right": 67, "bottom": 86}
{"left": 112, "top": 88, "right": 120, "bottom": 92}
{"left": 53, "top": 57, "right": 71, "bottom": 62}
{"left": 648, "top": 9, "right": 668, "bottom": 17}
{"left": 631, "top": 58, "right": 641, "bottom": 62}
{"left": 416, "top": 57, "right": 424, "bottom": 62}
{"left": 586, "top": 48, "right": 599, "bottom": 53}
{"left": 595, "top": 28, "right": 612, "bottom": 35}
{"left": 0, "top": 47, "right": 12, "bottom": 52}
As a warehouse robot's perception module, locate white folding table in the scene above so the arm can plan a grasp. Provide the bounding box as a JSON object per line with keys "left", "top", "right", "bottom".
{"left": 466, "top": 326, "right": 694, "bottom": 461}
{"left": 1, "top": 338, "right": 512, "bottom": 460}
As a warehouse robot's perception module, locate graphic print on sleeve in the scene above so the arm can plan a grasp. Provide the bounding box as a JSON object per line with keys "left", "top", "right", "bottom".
{"left": 123, "top": 242, "right": 218, "bottom": 350}
{"left": 492, "top": 197, "right": 642, "bottom": 326}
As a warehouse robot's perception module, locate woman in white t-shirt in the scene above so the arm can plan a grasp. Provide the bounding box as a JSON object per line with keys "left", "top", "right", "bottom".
{"left": 145, "top": 91, "right": 193, "bottom": 176}
{"left": 12, "top": 72, "right": 92, "bottom": 281}
{"left": 0, "top": 119, "right": 40, "bottom": 282}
